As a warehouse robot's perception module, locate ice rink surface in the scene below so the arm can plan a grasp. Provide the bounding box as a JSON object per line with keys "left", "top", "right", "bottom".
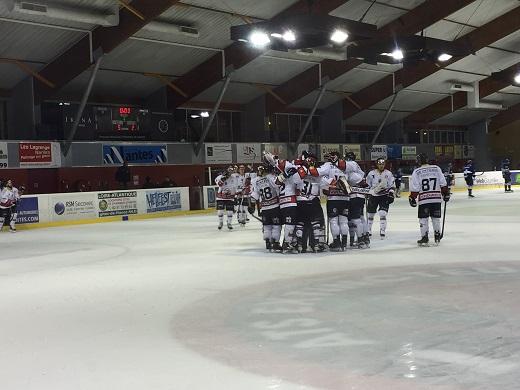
{"left": 1, "top": 188, "right": 519, "bottom": 390}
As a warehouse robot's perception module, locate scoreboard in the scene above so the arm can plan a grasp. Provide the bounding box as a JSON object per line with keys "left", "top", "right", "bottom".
{"left": 94, "top": 106, "right": 151, "bottom": 139}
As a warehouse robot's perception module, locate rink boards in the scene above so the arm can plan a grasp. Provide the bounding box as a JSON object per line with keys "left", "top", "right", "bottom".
{"left": 14, "top": 187, "right": 191, "bottom": 229}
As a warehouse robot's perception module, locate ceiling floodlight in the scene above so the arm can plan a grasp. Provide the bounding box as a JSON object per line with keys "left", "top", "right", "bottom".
{"left": 249, "top": 31, "right": 270, "bottom": 48}
{"left": 190, "top": 114, "right": 200, "bottom": 119}
{"left": 283, "top": 30, "right": 296, "bottom": 42}
{"left": 200, "top": 111, "right": 210, "bottom": 118}
{"left": 330, "top": 29, "right": 348, "bottom": 44}
{"left": 271, "top": 32, "right": 283, "bottom": 38}
{"left": 514, "top": 73, "right": 520, "bottom": 84}
{"left": 438, "top": 53, "right": 453, "bottom": 62}
{"left": 392, "top": 49, "right": 404, "bottom": 60}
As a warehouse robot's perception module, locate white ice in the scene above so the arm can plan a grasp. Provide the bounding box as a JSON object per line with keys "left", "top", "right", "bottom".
{"left": 1, "top": 189, "right": 519, "bottom": 390}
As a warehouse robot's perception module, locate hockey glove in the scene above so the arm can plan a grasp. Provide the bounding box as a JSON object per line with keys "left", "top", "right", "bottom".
{"left": 408, "top": 196, "right": 417, "bottom": 207}
{"left": 443, "top": 193, "right": 451, "bottom": 202}
{"left": 247, "top": 204, "right": 255, "bottom": 215}
{"left": 387, "top": 190, "right": 395, "bottom": 204}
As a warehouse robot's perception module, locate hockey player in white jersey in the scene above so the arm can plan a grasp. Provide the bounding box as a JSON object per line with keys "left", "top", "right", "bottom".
{"left": 366, "top": 158, "right": 396, "bottom": 239}
{"left": 295, "top": 155, "right": 333, "bottom": 253}
{"left": 322, "top": 152, "right": 350, "bottom": 251}
{"left": 235, "top": 164, "right": 255, "bottom": 226}
{"left": 0, "top": 179, "right": 21, "bottom": 232}
{"left": 250, "top": 164, "right": 282, "bottom": 251}
{"left": 348, "top": 172, "right": 371, "bottom": 249}
{"left": 215, "top": 166, "right": 238, "bottom": 230}
{"left": 409, "top": 153, "right": 450, "bottom": 245}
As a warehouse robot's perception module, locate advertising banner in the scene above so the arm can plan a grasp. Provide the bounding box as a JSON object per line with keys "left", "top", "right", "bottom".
{"left": 19, "top": 142, "right": 61, "bottom": 167}
{"left": 203, "top": 186, "right": 219, "bottom": 209}
{"left": 236, "top": 143, "right": 261, "bottom": 163}
{"left": 263, "top": 143, "right": 286, "bottom": 159}
{"left": 50, "top": 193, "right": 97, "bottom": 221}
{"left": 103, "top": 144, "right": 167, "bottom": 164}
{"left": 402, "top": 145, "right": 417, "bottom": 160}
{"left": 342, "top": 144, "right": 362, "bottom": 160}
{"left": 205, "top": 143, "right": 233, "bottom": 164}
{"left": 387, "top": 144, "right": 402, "bottom": 159}
{"left": 145, "top": 189, "right": 182, "bottom": 213}
{"left": 97, "top": 191, "right": 138, "bottom": 217}
{"left": 16, "top": 197, "right": 39, "bottom": 224}
{"left": 370, "top": 145, "right": 387, "bottom": 160}
{"left": 320, "top": 144, "right": 340, "bottom": 161}
{"left": 0, "top": 142, "right": 8, "bottom": 168}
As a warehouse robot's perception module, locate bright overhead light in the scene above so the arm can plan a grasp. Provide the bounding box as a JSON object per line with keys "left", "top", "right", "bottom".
{"left": 514, "top": 73, "right": 520, "bottom": 84}
{"left": 249, "top": 31, "right": 270, "bottom": 48}
{"left": 391, "top": 49, "right": 404, "bottom": 60}
{"left": 330, "top": 29, "right": 348, "bottom": 44}
{"left": 190, "top": 114, "right": 200, "bottom": 119}
{"left": 200, "top": 111, "right": 210, "bottom": 118}
{"left": 238, "top": 38, "right": 248, "bottom": 43}
{"left": 282, "top": 30, "right": 296, "bottom": 42}
{"left": 438, "top": 53, "right": 453, "bottom": 62}
{"left": 271, "top": 33, "right": 283, "bottom": 38}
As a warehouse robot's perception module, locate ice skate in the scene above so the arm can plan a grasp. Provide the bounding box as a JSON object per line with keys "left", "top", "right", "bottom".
{"left": 271, "top": 241, "right": 283, "bottom": 252}
{"left": 417, "top": 235, "right": 429, "bottom": 247}
{"left": 227, "top": 223, "right": 233, "bottom": 230}
{"left": 9, "top": 227, "right": 16, "bottom": 233}
{"left": 218, "top": 222, "right": 223, "bottom": 230}
{"left": 434, "top": 231, "right": 441, "bottom": 245}
{"left": 329, "top": 238, "right": 342, "bottom": 252}
{"left": 380, "top": 230, "right": 386, "bottom": 239}
{"left": 265, "top": 239, "right": 272, "bottom": 251}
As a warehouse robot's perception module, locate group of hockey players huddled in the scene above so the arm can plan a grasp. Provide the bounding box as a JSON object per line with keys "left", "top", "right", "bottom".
{"left": 215, "top": 150, "right": 455, "bottom": 252}
{"left": 0, "top": 179, "right": 24, "bottom": 232}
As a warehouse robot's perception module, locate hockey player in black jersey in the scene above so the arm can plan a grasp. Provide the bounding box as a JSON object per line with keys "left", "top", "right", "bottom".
{"left": 463, "top": 160, "right": 476, "bottom": 197}
{"left": 502, "top": 158, "right": 513, "bottom": 193}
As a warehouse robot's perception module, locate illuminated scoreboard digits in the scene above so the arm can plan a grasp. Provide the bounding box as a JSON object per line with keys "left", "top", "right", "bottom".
{"left": 113, "top": 106, "right": 138, "bottom": 132}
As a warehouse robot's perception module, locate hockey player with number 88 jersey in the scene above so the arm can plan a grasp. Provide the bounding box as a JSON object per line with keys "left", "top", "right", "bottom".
{"left": 409, "top": 153, "right": 449, "bottom": 246}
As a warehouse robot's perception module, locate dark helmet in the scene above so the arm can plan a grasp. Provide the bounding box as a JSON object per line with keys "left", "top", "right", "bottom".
{"left": 417, "top": 153, "right": 428, "bottom": 165}
{"left": 376, "top": 158, "right": 386, "bottom": 167}
{"left": 305, "top": 154, "right": 318, "bottom": 167}
{"left": 345, "top": 151, "right": 356, "bottom": 161}
{"left": 325, "top": 151, "right": 340, "bottom": 164}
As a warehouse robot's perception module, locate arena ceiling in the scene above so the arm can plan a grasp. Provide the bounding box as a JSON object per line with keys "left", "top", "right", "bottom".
{"left": 1, "top": 0, "right": 520, "bottom": 130}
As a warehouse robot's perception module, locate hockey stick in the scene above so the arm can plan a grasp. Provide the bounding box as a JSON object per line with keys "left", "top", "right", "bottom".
{"left": 247, "top": 208, "right": 262, "bottom": 222}
{"left": 440, "top": 200, "right": 448, "bottom": 239}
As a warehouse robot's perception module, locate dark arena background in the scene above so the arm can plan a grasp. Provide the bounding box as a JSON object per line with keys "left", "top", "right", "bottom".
{"left": 0, "top": 1, "right": 519, "bottom": 389}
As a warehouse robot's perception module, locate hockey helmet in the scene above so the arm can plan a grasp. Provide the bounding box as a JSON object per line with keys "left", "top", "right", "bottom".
{"left": 376, "top": 158, "right": 386, "bottom": 170}
{"left": 325, "top": 151, "right": 340, "bottom": 164}
{"left": 344, "top": 151, "right": 356, "bottom": 161}
{"left": 305, "top": 153, "right": 318, "bottom": 167}
{"left": 257, "top": 165, "right": 267, "bottom": 177}
{"left": 416, "top": 153, "right": 428, "bottom": 165}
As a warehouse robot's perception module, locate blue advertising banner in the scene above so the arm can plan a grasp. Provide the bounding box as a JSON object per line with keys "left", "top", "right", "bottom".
{"left": 146, "top": 189, "right": 182, "bottom": 213}
{"left": 387, "top": 144, "right": 402, "bottom": 159}
{"left": 16, "top": 197, "right": 39, "bottom": 224}
{"left": 103, "top": 144, "right": 167, "bottom": 164}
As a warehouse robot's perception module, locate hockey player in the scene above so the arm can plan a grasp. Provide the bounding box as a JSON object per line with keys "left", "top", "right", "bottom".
{"left": 463, "top": 159, "right": 476, "bottom": 197}
{"left": 502, "top": 158, "right": 513, "bottom": 193}
{"left": 296, "top": 155, "right": 332, "bottom": 253}
{"left": 272, "top": 158, "right": 305, "bottom": 253}
{"left": 215, "top": 166, "right": 238, "bottom": 230}
{"left": 0, "top": 179, "right": 21, "bottom": 232}
{"left": 348, "top": 172, "right": 371, "bottom": 249}
{"left": 393, "top": 167, "right": 403, "bottom": 197}
{"left": 323, "top": 152, "right": 350, "bottom": 251}
{"left": 235, "top": 164, "right": 254, "bottom": 226}
{"left": 366, "top": 158, "right": 396, "bottom": 239}
{"left": 409, "top": 154, "right": 449, "bottom": 246}
{"left": 250, "top": 165, "right": 282, "bottom": 251}
{"left": 443, "top": 163, "right": 455, "bottom": 193}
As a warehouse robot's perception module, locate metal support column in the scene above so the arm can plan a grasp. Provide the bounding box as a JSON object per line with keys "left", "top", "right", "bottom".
{"left": 63, "top": 51, "right": 103, "bottom": 157}
{"left": 194, "top": 72, "right": 233, "bottom": 155}
{"left": 293, "top": 84, "right": 327, "bottom": 156}
{"left": 370, "top": 91, "right": 399, "bottom": 146}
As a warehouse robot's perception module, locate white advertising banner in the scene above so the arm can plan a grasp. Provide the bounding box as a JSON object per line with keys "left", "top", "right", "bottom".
{"left": 370, "top": 145, "right": 388, "bottom": 160}
{"left": 342, "top": 144, "right": 362, "bottom": 160}
{"left": 0, "top": 142, "right": 8, "bottom": 168}
{"left": 320, "top": 144, "right": 340, "bottom": 161}
{"left": 49, "top": 193, "right": 97, "bottom": 222}
{"left": 205, "top": 143, "right": 233, "bottom": 164}
{"left": 236, "top": 143, "right": 262, "bottom": 163}
{"left": 144, "top": 188, "right": 185, "bottom": 213}
{"left": 97, "top": 191, "right": 138, "bottom": 217}
{"left": 263, "top": 143, "right": 286, "bottom": 159}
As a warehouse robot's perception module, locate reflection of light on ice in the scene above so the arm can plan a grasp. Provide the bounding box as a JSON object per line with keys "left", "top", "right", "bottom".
{"left": 400, "top": 343, "right": 417, "bottom": 379}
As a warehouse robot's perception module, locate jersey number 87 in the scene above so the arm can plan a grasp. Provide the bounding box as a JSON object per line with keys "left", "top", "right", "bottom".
{"left": 422, "top": 178, "right": 437, "bottom": 191}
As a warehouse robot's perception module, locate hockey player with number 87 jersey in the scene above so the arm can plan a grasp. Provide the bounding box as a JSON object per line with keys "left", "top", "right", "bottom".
{"left": 409, "top": 153, "right": 449, "bottom": 246}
